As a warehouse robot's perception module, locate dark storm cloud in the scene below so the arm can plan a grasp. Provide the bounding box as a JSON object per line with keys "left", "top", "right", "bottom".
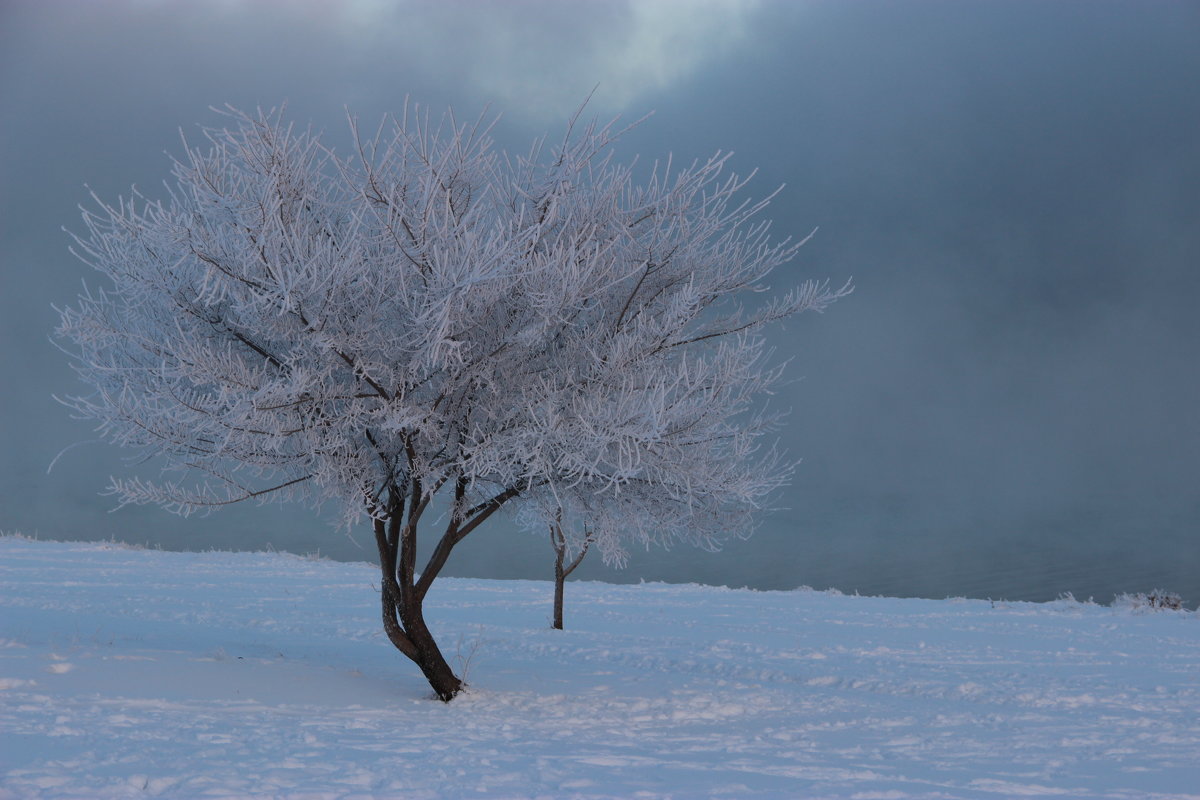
{"left": 1, "top": 1, "right": 1196, "bottom": 602}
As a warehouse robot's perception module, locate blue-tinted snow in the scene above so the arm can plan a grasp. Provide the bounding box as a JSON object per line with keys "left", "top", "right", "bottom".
{"left": 1, "top": 537, "right": 1197, "bottom": 799}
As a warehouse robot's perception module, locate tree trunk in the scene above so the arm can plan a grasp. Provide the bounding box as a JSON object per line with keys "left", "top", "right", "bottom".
{"left": 372, "top": 477, "right": 519, "bottom": 701}
{"left": 550, "top": 518, "right": 589, "bottom": 631}
{"left": 376, "top": 560, "right": 463, "bottom": 701}
{"left": 397, "top": 590, "right": 463, "bottom": 702}
{"left": 553, "top": 547, "right": 566, "bottom": 630}
{"left": 373, "top": 494, "right": 465, "bottom": 702}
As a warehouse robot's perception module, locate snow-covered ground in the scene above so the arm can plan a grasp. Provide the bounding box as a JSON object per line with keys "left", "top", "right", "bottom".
{"left": 1, "top": 536, "right": 1197, "bottom": 799}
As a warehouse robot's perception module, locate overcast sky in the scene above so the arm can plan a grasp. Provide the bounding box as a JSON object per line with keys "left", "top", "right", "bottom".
{"left": 2, "top": 0, "right": 1197, "bottom": 602}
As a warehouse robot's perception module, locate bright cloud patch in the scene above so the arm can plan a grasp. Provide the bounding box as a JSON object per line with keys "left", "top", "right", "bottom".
{"left": 341, "top": 0, "right": 763, "bottom": 118}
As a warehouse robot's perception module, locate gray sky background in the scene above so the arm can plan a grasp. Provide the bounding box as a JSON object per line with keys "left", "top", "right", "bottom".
{"left": 1, "top": 0, "right": 1197, "bottom": 602}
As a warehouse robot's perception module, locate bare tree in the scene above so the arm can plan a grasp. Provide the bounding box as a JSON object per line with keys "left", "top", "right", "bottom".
{"left": 548, "top": 509, "right": 593, "bottom": 630}
{"left": 56, "top": 103, "right": 849, "bottom": 701}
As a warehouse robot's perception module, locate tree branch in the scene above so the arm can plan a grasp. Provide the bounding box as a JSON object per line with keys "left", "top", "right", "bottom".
{"left": 415, "top": 481, "right": 520, "bottom": 601}
{"left": 562, "top": 530, "right": 592, "bottom": 579}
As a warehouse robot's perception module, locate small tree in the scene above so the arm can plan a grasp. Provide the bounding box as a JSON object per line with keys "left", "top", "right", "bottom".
{"left": 56, "top": 104, "right": 848, "bottom": 701}
{"left": 546, "top": 508, "right": 593, "bottom": 630}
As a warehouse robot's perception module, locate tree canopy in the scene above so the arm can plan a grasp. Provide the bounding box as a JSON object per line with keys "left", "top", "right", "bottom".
{"left": 57, "top": 104, "right": 849, "bottom": 698}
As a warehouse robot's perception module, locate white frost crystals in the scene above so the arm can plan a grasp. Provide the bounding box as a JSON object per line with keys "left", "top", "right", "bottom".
{"left": 57, "top": 103, "right": 846, "bottom": 556}
{"left": 55, "top": 103, "right": 849, "bottom": 698}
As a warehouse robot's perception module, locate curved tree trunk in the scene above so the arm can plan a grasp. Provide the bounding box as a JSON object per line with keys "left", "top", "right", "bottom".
{"left": 372, "top": 477, "right": 520, "bottom": 701}
{"left": 397, "top": 586, "right": 464, "bottom": 701}
{"left": 377, "top": 569, "right": 463, "bottom": 700}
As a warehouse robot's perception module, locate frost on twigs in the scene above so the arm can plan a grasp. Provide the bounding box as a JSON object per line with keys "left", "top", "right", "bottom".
{"left": 56, "top": 102, "right": 847, "bottom": 554}
{"left": 55, "top": 102, "right": 848, "bottom": 697}
{"left": 1112, "top": 590, "right": 1186, "bottom": 613}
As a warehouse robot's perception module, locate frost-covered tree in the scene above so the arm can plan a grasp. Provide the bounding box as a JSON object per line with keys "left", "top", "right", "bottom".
{"left": 56, "top": 104, "right": 849, "bottom": 701}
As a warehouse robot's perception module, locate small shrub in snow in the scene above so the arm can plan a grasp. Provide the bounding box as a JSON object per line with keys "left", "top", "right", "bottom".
{"left": 1112, "top": 590, "right": 1185, "bottom": 612}
{"left": 1054, "top": 592, "right": 1098, "bottom": 607}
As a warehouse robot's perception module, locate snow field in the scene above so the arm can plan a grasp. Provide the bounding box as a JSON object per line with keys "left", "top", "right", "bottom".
{"left": 1, "top": 537, "right": 1198, "bottom": 799}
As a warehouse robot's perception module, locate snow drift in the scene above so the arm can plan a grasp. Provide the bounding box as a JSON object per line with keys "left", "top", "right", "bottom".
{"left": 1, "top": 537, "right": 1197, "bottom": 799}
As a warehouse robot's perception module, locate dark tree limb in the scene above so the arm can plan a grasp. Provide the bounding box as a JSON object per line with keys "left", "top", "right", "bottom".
{"left": 415, "top": 480, "right": 520, "bottom": 602}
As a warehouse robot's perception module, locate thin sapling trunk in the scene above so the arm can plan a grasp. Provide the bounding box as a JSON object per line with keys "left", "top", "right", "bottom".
{"left": 550, "top": 514, "right": 591, "bottom": 630}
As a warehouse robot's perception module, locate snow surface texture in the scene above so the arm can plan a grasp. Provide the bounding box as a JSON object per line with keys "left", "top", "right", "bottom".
{"left": 1, "top": 537, "right": 1197, "bottom": 799}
